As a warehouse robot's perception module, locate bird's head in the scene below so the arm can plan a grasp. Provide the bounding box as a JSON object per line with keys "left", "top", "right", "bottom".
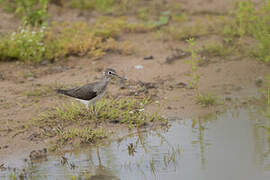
{"left": 104, "top": 68, "right": 126, "bottom": 81}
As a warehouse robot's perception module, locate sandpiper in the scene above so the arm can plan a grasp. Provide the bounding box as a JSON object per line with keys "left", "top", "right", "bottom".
{"left": 57, "top": 68, "right": 126, "bottom": 116}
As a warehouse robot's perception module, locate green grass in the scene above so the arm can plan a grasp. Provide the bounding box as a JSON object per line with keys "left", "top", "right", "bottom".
{"left": 224, "top": 0, "right": 270, "bottom": 62}
{"left": 203, "top": 41, "right": 235, "bottom": 57}
{"left": 68, "top": 0, "right": 115, "bottom": 13}
{"left": 0, "top": 17, "right": 155, "bottom": 63}
{"left": 0, "top": 0, "right": 49, "bottom": 26}
{"left": 196, "top": 93, "right": 217, "bottom": 107}
{"left": 0, "top": 27, "right": 46, "bottom": 63}
{"left": 36, "top": 97, "right": 166, "bottom": 128}
{"left": 33, "top": 97, "right": 167, "bottom": 149}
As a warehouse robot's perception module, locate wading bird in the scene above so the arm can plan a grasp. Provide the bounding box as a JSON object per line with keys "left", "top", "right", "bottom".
{"left": 57, "top": 68, "right": 126, "bottom": 116}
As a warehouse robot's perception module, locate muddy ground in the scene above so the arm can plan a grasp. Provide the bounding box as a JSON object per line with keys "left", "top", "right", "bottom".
{"left": 0, "top": 0, "right": 269, "bottom": 163}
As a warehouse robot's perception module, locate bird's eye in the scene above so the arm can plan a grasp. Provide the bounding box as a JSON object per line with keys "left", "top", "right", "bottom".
{"left": 108, "top": 71, "right": 112, "bottom": 74}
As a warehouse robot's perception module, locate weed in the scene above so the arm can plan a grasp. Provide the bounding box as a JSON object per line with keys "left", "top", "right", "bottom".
{"left": 196, "top": 93, "right": 217, "bottom": 107}
{"left": 224, "top": 0, "right": 270, "bottom": 62}
{"left": 186, "top": 38, "right": 200, "bottom": 90}
{"left": 0, "top": 27, "right": 46, "bottom": 63}
{"left": 203, "top": 41, "right": 234, "bottom": 57}
{"left": 0, "top": 0, "right": 49, "bottom": 26}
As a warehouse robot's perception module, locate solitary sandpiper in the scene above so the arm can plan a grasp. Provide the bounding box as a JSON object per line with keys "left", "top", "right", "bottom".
{"left": 57, "top": 68, "right": 126, "bottom": 116}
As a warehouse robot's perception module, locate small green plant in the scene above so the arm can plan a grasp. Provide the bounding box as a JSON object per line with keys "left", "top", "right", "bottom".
{"left": 0, "top": 0, "right": 49, "bottom": 26}
{"left": 235, "top": 1, "right": 256, "bottom": 37}
{"left": 186, "top": 38, "right": 200, "bottom": 90}
{"left": 185, "top": 38, "right": 220, "bottom": 107}
{"left": 224, "top": 0, "right": 270, "bottom": 62}
{"left": 236, "top": 0, "right": 270, "bottom": 62}
{"left": 0, "top": 27, "right": 46, "bottom": 63}
{"left": 196, "top": 93, "right": 217, "bottom": 107}
{"left": 203, "top": 41, "right": 234, "bottom": 57}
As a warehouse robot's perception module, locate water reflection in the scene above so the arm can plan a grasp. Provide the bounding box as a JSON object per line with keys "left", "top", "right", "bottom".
{"left": 1, "top": 107, "right": 270, "bottom": 179}
{"left": 254, "top": 103, "right": 270, "bottom": 171}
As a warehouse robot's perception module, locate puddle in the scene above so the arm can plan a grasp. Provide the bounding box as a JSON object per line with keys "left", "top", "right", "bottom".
{"left": 1, "top": 107, "right": 270, "bottom": 180}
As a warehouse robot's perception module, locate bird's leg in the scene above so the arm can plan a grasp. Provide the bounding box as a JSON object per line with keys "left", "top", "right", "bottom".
{"left": 92, "top": 103, "right": 99, "bottom": 128}
{"left": 92, "top": 104, "right": 97, "bottom": 117}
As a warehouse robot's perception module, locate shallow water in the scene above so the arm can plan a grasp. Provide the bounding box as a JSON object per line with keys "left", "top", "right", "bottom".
{"left": 1, "top": 107, "right": 270, "bottom": 180}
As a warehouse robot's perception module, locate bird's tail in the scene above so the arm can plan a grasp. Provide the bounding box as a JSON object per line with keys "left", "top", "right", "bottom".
{"left": 56, "top": 89, "right": 67, "bottom": 95}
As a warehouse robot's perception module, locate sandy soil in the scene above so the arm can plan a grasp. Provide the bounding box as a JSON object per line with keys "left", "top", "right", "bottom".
{"left": 0, "top": 0, "right": 268, "bottom": 162}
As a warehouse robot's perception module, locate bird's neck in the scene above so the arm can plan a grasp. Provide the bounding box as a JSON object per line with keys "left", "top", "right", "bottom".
{"left": 103, "top": 76, "right": 112, "bottom": 83}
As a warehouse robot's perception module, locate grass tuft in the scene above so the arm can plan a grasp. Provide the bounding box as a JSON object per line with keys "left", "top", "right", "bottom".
{"left": 33, "top": 97, "right": 167, "bottom": 148}
{"left": 203, "top": 41, "right": 235, "bottom": 57}
{"left": 0, "top": 27, "right": 46, "bottom": 63}
{"left": 196, "top": 93, "right": 217, "bottom": 107}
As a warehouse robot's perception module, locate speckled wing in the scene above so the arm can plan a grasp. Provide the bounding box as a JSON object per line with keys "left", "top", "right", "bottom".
{"left": 57, "top": 82, "right": 98, "bottom": 100}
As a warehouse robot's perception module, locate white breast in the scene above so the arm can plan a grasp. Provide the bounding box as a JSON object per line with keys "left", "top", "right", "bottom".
{"left": 76, "top": 90, "right": 106, "bottom": 108}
